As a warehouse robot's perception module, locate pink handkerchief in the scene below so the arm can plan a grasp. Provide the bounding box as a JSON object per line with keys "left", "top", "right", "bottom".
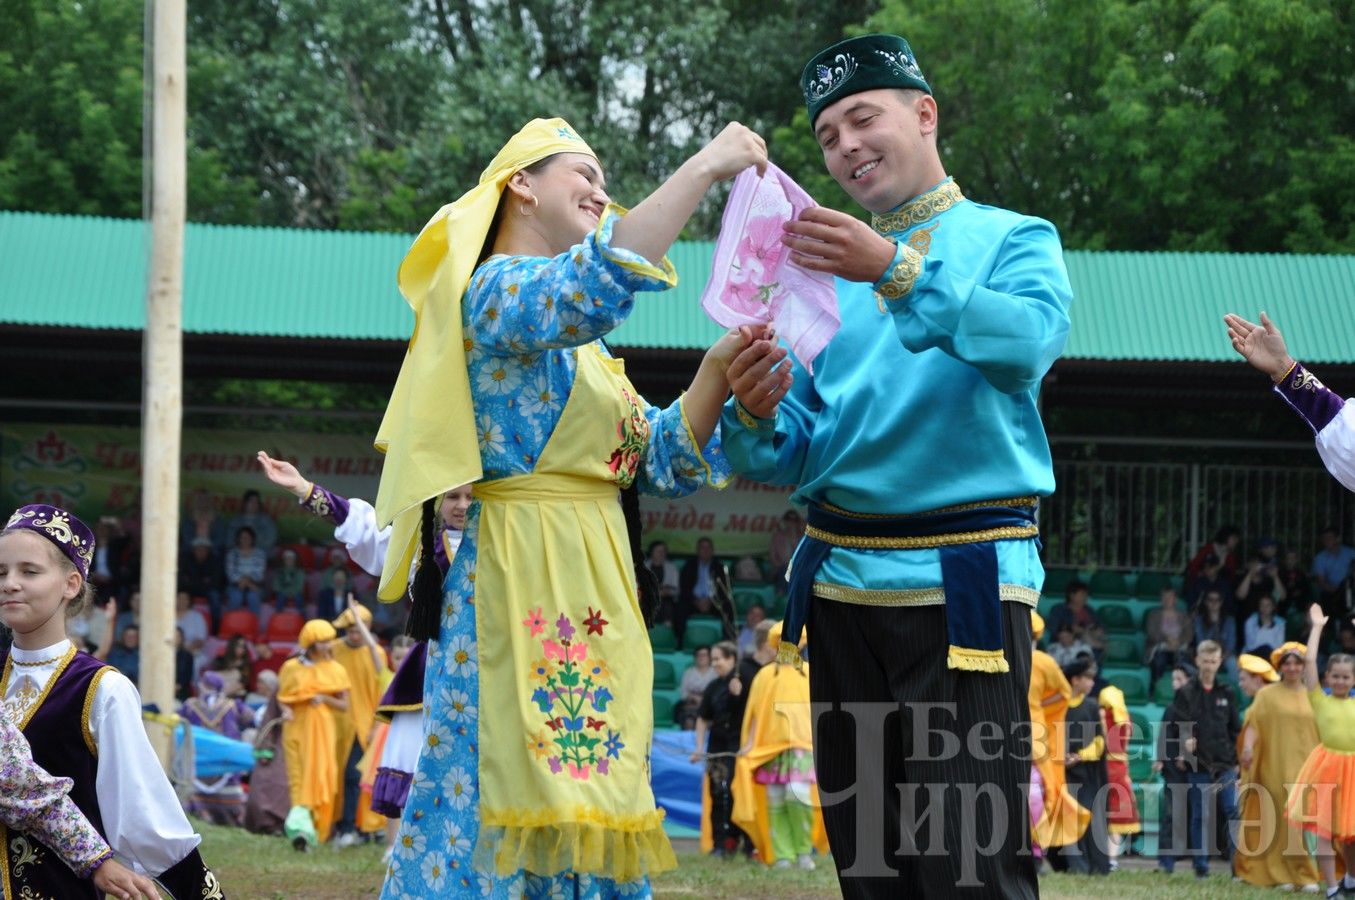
{"left": 700, "top": 163, "right": 840, "bottom": 373}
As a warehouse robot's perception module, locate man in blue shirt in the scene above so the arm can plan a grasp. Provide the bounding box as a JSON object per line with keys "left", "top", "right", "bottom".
{"left": 1312, "top": 526, "right": 1355, "bottom": 616}
{"left": 722, "top": 33, "right": 1071, "bottom": 899}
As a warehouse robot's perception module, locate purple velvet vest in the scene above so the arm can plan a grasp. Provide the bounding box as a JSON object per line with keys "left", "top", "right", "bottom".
{"left": 375, "top": 640, "right": 426, "bottom": 722}
{"left": 0, "top": 649, "right": 111, "bottom": 900}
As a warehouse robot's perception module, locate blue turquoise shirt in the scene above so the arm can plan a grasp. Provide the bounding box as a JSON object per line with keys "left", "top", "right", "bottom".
{"left": 719, "top": 179, "right": 1072, "bottom": 603}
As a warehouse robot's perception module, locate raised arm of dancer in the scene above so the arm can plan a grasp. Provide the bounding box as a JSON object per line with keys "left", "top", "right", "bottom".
{"left": 346, "top": 595, "right": 385, "bottom": 673}
{"left": 610, "top": 123, "right": 767, "bottom": 265}
{"left": 1305, "top": 603, "right": 1328, "bottom": 691}
{"left": 257, "top": 451, "right": 311, "bottom": 500}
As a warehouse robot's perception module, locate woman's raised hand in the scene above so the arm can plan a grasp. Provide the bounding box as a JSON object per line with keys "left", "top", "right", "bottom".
{"left": 695, "top": 123, "right": 768, "bottom": 183}
{"left": 257, "top": 451, "right": 310, "bottom": 500}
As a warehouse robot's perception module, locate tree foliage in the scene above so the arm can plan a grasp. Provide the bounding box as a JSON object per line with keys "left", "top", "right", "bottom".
{"left": 1, "top": 0, "right": 1350, "bottom": 251}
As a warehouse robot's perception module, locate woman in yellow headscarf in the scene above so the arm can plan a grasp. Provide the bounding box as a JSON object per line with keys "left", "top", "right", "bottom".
{"left": 376, "top": 118, "right": 768, "bottom": 898}
{"left": 730, "top": 621, "right": 829, "bottom": 869}
{"left": 1236, "top": 644, "right": 1321, "bottom": 890}
{"left": 277, "top": 619, "right": 351, "bottom": 850}
{"left": 1027, "top": 610, "right": 1089, "bottom": 857}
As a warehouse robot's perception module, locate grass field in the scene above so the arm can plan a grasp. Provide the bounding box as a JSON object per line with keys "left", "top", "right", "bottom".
{"left": 199, "top": 819, "right": 1294, "bottom": 898}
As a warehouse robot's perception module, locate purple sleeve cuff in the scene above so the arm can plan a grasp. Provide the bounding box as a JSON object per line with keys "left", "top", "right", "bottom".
{"left": 299, "top": 483, "right": 349, "bottom": 526}
{"left": 371, "top": 768, "right": 413, "bottom": 817}
{"left": 1273, "top": 362, "right": 1346, "bottom": 435}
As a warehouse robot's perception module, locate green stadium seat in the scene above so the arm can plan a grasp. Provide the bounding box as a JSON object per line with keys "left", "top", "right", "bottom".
{"left": 765, "top": 593, "right": 788, "bottom": 618}
{"left": 1090, "top": 569, "right": 1131, "bottom": 599}
{"left": 1097, "top": 603, "right": 1137, "bottom": 634}
{"left": 1125, "top": 706, "right": 1154, "bottom": 751}
{"left": 1128, "top": 755, "right": 1156, "bottom": 782}
{"left": 1152, "top": 672, "right": 1178, "bottom": 705}
{"left": 648, "top": 624, "right": 677, "bottom": 652}
{"left": 652, "top": 689, "right": 682, "bottom": 728}
{"left": 682, "top": 617, "right": 724, "bottom": 649}
{"left": 1104, "top": 635, "right": 1141, "bottom": 666}
{"left": 1102, "top": 667, "right": 1150, "bottom": 704}
{"left": 652, "top": 657, "right": 676, "bottom": 690}
{"left": 1133, "top": 571, "right": 1175, "bottom": 598}
{"left": 732, "top": 584, "right": 775, "bottom": 615}
{"left": 1041, "top": 567, "right": 1078, "bottom": 597}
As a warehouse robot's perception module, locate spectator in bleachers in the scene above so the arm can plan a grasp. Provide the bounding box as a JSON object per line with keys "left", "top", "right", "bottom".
{"left": 315, "top": 567, "right": 350, "bottom": 623}
{"left": 1059, "top": 658, "right": 1111, "bottom": 875}
{"left": 1277, "top": 547, "right": 1312, "bottom": 616}
{"left": 1312, "top": 526, "right": 1355, "bottom": 617}
{"left": 88, "top": 516, "right": 135, "bottom": 601}
{"left": 211, "top": 634, "right": 257, "bottom": 696}
{"left": 1046, "top": 580, "right": 1105, "bottom": 661}
{"left": 1187, "top": 554, "right": 1236, "bottom": 617}
{"left": 1145, "top": 586, "right": 1194, "bottom": 686}
{"left": 732, "top": 556, "right": 764, "bottom": 583}
{"left": 1161, "top": 639, "right": 1241, "bottom": 880}
{"left": 1235, "top": 548, "right": 1286, "bottom": 623}
{"left": 690, "top": 641, "right": 741, "bottom": 858}
{"left": 65, "top": 589, "right": 110, "bottom": 652}
{"left": 179, "top": 670, "right": 254, "bottom": 826}
{"left": 1335, "top": 559, "right": 1355, "bottom": 621}
{"left": 175, "top": 589, "right": 208, "bottom": 673}
{"left": 1193, "top": 591, "right": 1239, "bottom": 679}
{"left": 182, "top": 536, "right": 225, "bottom": 625}
{"left": 644, "top": 540, "right": 680, "bottom": 625}
{"left": 1241, "top": 595, "right": 1285, "bottom": 659}
{"left": 1153, "top": 664, "right": 1193, "bottom": 875}
{"left": 272, "top": 548, "right": 306, "bottom": 612}
{"left": 101, "top": 623, "right": 141, "bottom": 687}
{"left": 767, "top": 510, "right": 804, "bottom": 591}
{"left": 677, "top": 536, "right": 732, "bottom": 649}
{"left": 228, "top": 488, "right": 278, "bottom": 556}
{"left": 173, "top": 627, "right": 195, "bottom": 702}
{"left": 737, "top": 604, "right": 767, "bottom": 659}
{"left": 182, "top": 487, "right": 228, "bottom": 553}
{"left": 114, "top": 589, "right": 140, "bottom": 640}
{"left": 1187, "top": 526, "right": 1242, "bottom": 586}
{"left": 225, "top": 525, "right": 267, "bottom": 617}
{"left": 1049, "top": 623, "right": 1092, "bottom": 669}
{"left": 677, "top": 645, "right": 718, "bottom": 729}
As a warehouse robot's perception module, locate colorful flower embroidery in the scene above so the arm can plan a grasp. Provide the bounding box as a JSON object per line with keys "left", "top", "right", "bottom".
{"left": 606, "top": 388, "right": 650, "bottom": 488}
{"left": 524, "top": 611, "right": 619, "bottom": 780}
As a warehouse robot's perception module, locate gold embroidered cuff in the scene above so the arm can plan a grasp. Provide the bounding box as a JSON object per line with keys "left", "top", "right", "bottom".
{"left": 874, "top": 245, "right": 923, "bottom": 305}
{"left": 733, "top": 400, "right": 772, "bottom": 433}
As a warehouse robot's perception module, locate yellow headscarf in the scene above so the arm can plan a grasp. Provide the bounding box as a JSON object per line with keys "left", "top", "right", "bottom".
{"left": 332, "top": 604, "right": 373, "bottom": 630}
{"left": 1269, "top": 642, "right": 1306, "bottom": 671}
{"left": 1239, "top": 652, "right": 1280, "bottom": 682}
{"left": 299, "top": 619, "right": 337, "bottom": 649}
{"left": 373, "top": 118, "right": 598, "bottom": 601}
{"left": 1031, "top": 609, "right": 1045, "bottom": 641}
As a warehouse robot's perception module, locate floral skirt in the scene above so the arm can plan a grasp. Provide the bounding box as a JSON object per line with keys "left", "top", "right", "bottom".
{"left": 754, "top": 748, "right": 816, "bottom": 786}
{"left": 379, "top": 552, "right": 652, "bottom": 899}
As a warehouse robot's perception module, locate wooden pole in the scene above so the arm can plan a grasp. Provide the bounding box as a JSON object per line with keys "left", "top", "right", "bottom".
{"left": 139, "top": 0, "right": 186, "bottom": 765}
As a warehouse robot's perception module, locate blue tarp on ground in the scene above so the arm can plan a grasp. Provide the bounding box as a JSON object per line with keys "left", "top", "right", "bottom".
{"left": 175, "top": 724, "right": 256, "bottom": 778}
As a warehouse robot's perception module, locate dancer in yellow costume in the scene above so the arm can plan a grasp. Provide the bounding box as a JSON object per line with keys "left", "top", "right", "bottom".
{"left": 731, "top": 621, "right": 829, "bottom": 869}
{"left": 1236, "top": 646, "right": 1321, "bottom": 890}
{"left": 373, "top": 116, "right": 769, "bottom": 898}
{"left": 1027, "top": 611, "right": 1088, "bottom": 857}
{"left": 277, "top": 619, "right": 351, "bottom": 850}
{"left": 331, "top": 600, "right": 391, "bottom": 841}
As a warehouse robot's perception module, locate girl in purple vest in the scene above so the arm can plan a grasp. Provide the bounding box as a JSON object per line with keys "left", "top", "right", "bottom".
{"left": 0, "top": 504, "right": 225, "bottom": 899}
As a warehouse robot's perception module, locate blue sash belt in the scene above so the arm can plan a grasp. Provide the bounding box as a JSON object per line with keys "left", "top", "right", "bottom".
{"left": 781, "top": 497, "right": 1040, "bottom": 673}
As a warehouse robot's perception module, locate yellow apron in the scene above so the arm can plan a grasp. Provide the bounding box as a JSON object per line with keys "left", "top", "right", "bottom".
{"left": 473, "top": 342, "right": 676, "bottom": 881}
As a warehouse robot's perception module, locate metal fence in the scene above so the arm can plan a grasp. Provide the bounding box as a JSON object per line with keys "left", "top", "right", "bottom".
{"left": 1042, "top": 461, "right": 1355, "bottom": 571}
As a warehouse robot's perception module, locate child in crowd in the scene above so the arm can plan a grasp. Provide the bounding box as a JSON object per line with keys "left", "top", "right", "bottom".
{"left": 0, "top": 504, "right": 222, "bottom": 897}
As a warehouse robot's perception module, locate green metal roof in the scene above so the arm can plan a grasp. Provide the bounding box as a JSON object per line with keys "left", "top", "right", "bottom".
{"left": 2, "top": 210, "right": 1352, "bottom": 362}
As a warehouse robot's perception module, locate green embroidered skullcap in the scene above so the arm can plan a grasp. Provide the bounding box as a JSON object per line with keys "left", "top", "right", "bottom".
{"left": 801, "top": 33, "right": 931, "bottom": 127}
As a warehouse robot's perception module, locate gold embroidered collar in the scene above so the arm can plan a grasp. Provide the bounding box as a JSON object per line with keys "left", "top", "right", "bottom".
{"left": 871, "top": 178, "right": 965, "bottom": 235}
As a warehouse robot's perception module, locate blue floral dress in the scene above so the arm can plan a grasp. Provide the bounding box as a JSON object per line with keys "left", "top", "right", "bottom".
{"left": 381, "top": 210, "right": 730, "bottom": 899}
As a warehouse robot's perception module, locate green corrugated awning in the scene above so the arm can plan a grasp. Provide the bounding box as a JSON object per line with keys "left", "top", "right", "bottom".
{"left": 2, "top": 210, "right": 1352, "bottom": 362}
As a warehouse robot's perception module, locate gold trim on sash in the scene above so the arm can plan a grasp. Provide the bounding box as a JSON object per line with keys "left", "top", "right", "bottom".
{"left": 805, "top": 522, "right": 1039, "bottom": 550}
{"left": 814, "top": 581, "right": 1040, "bottom": 608}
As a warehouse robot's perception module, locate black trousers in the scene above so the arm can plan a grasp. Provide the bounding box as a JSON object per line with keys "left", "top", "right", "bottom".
{"left": 807, "top": 597, "right": 1039, "bottom": 899}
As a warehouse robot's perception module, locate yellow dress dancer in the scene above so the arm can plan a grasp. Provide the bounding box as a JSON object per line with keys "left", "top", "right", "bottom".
{"left": 1236, "top": 670, "right": 1321, "bottom": 888}
{"left": 330, "top": 605, "right": 390, "bottom": 837}
{"left": 1028, "top": 612, "right": 1089, "bottom": 853}
{"left": 277, "top": 620, "right": 352, "bottom": 848}
{"left": 731, "top": 622, "right": 829, "bottom": 868}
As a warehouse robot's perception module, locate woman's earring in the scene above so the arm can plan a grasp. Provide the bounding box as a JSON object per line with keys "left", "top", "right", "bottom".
{"left": 520, "top": 195, "right": 539, "bottom": 218}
